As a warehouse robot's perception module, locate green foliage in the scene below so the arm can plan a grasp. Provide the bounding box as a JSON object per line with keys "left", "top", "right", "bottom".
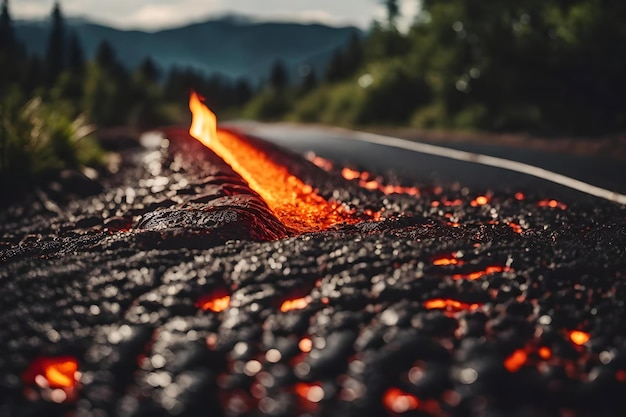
{"left": 0, "top": 93, "right": 103, "bottom": 194}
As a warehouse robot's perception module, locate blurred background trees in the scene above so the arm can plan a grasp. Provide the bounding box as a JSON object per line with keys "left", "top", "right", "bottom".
{"left": 2, "top": 0, "right": 626, "bottom": 196}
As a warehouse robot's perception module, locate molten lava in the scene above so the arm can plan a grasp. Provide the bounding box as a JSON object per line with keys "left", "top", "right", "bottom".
{"left": 195, "top": 290, "right": 231, "bottom": 312}
{"left": 424, "top": 298, "right": 481, "bottom": 313}
{"left": 341, "top": 167, "right": 420, "bottom": 196}
{"left": 23, "top": 356, "right": 79, "bottom": 389}
{"left": 189, "top": 92, "right": 355, "bottom": 232}
{"left": 569, "top": 330, "right": 590, "bottom": 346}
{"left": 504, "top": 349, "right": 527, "bottom": 372}
{"left": 280, "top": 296, "right": 311, "bottom": 312}
{"left": 452, "top": 266, "right": 511, "bottom": 281}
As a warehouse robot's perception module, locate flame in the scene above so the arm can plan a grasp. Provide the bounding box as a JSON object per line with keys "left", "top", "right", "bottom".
{"left": 23, "top": 356, "right": 79, "bottom": 389}
{"left": 189, "top": 92, "right": 355, "bottom": 232}
{"left": 504, "top": 349, "right": 527, "bottom": 372}
{"left": 383, "top": 387, "right": 419, "bottom": 413}
{"left": 195, "top": 291, "right": 231, "bottom": 312}
{"left": 569, "top": 330, "right": 590, "bottom": 346}
{"left": 280, "top": 296, "right": 311, "bottom": 312}
{"left": 452, "top": 266, "right": 510, "bottom": 281}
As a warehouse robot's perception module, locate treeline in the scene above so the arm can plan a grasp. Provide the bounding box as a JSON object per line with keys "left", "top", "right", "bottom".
{"left": 0, "top": 1, "right": 253, "bottom": 128}
{"left": 248, "top": 0, "right": 626, "bottom": 136}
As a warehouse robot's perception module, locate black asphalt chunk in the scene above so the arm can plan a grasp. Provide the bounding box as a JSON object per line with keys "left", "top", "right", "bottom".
{"left": 1, "top": 129, "right": 626, "bottom": 417}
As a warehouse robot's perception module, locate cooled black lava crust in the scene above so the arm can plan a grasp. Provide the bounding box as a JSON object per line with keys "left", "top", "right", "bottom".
{"left": 1, "top": 129, "right": 626, "bottom": 417}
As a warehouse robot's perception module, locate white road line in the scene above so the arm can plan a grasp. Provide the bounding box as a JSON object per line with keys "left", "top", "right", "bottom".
{"left": 333, "top": 128, "right": 626, "bottom": 205}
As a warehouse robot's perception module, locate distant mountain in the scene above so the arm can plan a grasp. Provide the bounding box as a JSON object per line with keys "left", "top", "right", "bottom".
{"left": 14, "top": 16, "right": 362, "bottom": 82}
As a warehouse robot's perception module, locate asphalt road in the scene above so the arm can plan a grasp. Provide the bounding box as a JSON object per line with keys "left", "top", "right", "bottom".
{"left": 228, "top": 122, "right": 626, "bottom": 205}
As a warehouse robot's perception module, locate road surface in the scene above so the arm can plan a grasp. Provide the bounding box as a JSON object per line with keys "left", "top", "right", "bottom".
{"left": 228, "top": 122, "right": 626, "bottom": 205}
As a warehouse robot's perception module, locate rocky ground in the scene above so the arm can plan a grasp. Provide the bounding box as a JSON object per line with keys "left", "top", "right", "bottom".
{"left": 1, "top": 128, "right": 625, "bottom": 417}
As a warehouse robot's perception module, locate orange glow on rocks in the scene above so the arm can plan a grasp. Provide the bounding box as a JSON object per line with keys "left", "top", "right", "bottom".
{"left": 508, "top": 222, "right": 523, "bottom": 234}
{"left": 504, "top": 349, "right": 527, "bottom": 372}
{"left": 383, "top": 387, "right": 419, "bottom": 414}
{"left": 195, "top": 291, "right": 231, "bottom": 312}
{"left": 538, "top": 199, "right": 567, "bottom": 210}
{"left": 189, "top": 92, "right": 356, "bottom": 233}
{"left": 424, "top": 298, "right": 481, "bottom": 313}
{"left": 280, "top": 296, "right": 311, "bottom": 312}
{"left": 295, "top": 382, "right": 324, "bottom": 403}
{"left": 452, "top": 266, "right": 510, "bottom": 281}
{"left": 569, "top": 330, "right": 590, "bottom": 346}
{"left": 341, "top": 167, "right": 420, "bottom": 196}
{"left": 538, "top": 346, "right": 552, "bottom": 360}
{"left": 471, "top": 195, "right": 489, "bottom": 206}
{"left": 433, "top": 256, "right": 465, "bottom": 266}
{"left": 23, "top": 356, "right": 79, "bottom": 389}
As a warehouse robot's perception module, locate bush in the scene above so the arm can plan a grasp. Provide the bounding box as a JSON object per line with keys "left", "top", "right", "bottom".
{"left": 0, "top": 94, "right": 103, "bottom": 197}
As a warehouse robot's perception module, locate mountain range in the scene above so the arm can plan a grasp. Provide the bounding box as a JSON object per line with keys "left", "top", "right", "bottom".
{"left": 14, "top": 16, "right": 362, "bottom": 82}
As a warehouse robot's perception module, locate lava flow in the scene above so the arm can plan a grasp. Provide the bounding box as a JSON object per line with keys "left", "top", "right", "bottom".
{"left": 189, "top": 92, "right": 356, "bottom": 232}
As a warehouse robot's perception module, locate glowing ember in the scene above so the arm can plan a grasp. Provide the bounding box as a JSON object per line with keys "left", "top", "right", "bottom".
{"left": 280, "top": 296, "right": 311, "bottom": 312}
{"left": 195, "top": 291, "right": 231, "bottom": 312}
{"left": 341, "top": 167, "right": 419, "bottom": 196}
{"left": 308, "top": 154, "right": 334, "bottom": 171}
{"left": 23, "top": 357, "right": 79, "bottom": 389}
{"left": 189, "top": 92, "right": 355, "bottom": 232}
{"left": 471, "top": 195, "right": 489, "bottom": 206}
{"left": 383, "top": 387, "right": 420, "bottom": 413}
{"left": 508, "top": 222, "right": 523, "bottom": 234}
{"left": 452, "top": 266, "right": 510, "bottom": 281}
{"left": 538, "top": 199, "right": 567, "bottom": 210}
{"left": 424, "top": 298, "right": 481, "bottom": 313}
{"left": 569, "top": 330, "right": 590, "bottom": 346}
{"left": 538, "top": 346, "right": 552, "bottom": 360}
{"left": 515, "top": 192, "right": 525, "bottom": 200}
{"left": 433, "top": 255, "right": 465, "bottom": 266}
{"left": 295, "top": 382, "right": 324, "bottom": 403}
{"left": 504, "top": 349, "right": 527, "bottom": 372}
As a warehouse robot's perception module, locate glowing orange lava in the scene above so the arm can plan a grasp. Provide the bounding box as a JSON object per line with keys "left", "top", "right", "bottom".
{"left": 383, "top": 387, "right": 420, "bottom": 414}
{"left": 433, "top": 255, "right": 465, "bottom": 266}
{"left": 280, "top": 296, "right": 311, "bottom": 312}
{"left": 308, "top": 154, "right": 334, "bottom": 171}
{"left": 538, "top": 346, "right": 552, "bottom": 360}
{"left": 189, "top": 92, "right": 355, "bottom": 232}
{"left": 195, "top": 291, "right": 231, "bottom": 312}
{"left": 504, "top": 349, "right": 527, "bottom": 372}
{"left": 471, "top": 195, "right": 489, "bottom": 206}
{"left": 23, "top": 356, "right": 79, "bottom": 389}
{"left": 538, "top": 199, "right": 567, "bottom": 210}
{"left": 569, "top": 330, "right": 590, "bottom": 346}
{"left": 341, "top": 167, "right": 420, "bottom": 196}
{"left": 508, "top": 222, "right": 523, "bottom": 234}
{"left": 452, "top": 266, "right": 511, "bottom": 281}
{"left": 424, "top": 298, "right": 481, "bottom": 313}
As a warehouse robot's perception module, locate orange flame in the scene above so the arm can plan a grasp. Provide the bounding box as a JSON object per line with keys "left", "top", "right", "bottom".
{"left": 280, "top": 296, "right": 311, "bottom": 312}
{"left": 189, "top": 92, "right": 355, "bottom": 232}
{"left": 195, "top": 291, "right": 231, "bottom": 312}
{"left": 569, "top": 330, "right": 590, "bottom": 346}
{"left": 433, "top": 255, "right": 465, "bottom": 266}
{"left": 504, "top": 349, "right": 527, "bottom": 372}
{"left": 538, "top": 346, "right": 552, "bottom": 360}
{"left": 383, "top": 387, "right": 420, "bottom": 413}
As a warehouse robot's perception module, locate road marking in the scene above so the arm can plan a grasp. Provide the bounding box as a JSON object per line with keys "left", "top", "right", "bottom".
{"left": 336, "top": 128, "right": 626, "bottom": 205}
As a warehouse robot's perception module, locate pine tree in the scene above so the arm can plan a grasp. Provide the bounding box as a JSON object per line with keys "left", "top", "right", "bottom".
{"left": 67, "top": 31, "right": 85, "bottom": 76}
{"left": 0, "top": 0, "right": 24, "bottom": 90}
{"left": 45, "top": 1, "right": 66, "bottom": 86}
{"left": 269, "top": 60, "right": 289, "bottom": 91}
{"left": 138, "top": 57, "right": 160, "bottom": 83}
{"left": 383, "top": 0, "right": 400, "bottom": 29}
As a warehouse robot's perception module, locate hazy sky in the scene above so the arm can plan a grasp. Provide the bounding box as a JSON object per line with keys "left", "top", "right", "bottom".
{"left": 11, "top": 0, "right": 420, "bottom": 31}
